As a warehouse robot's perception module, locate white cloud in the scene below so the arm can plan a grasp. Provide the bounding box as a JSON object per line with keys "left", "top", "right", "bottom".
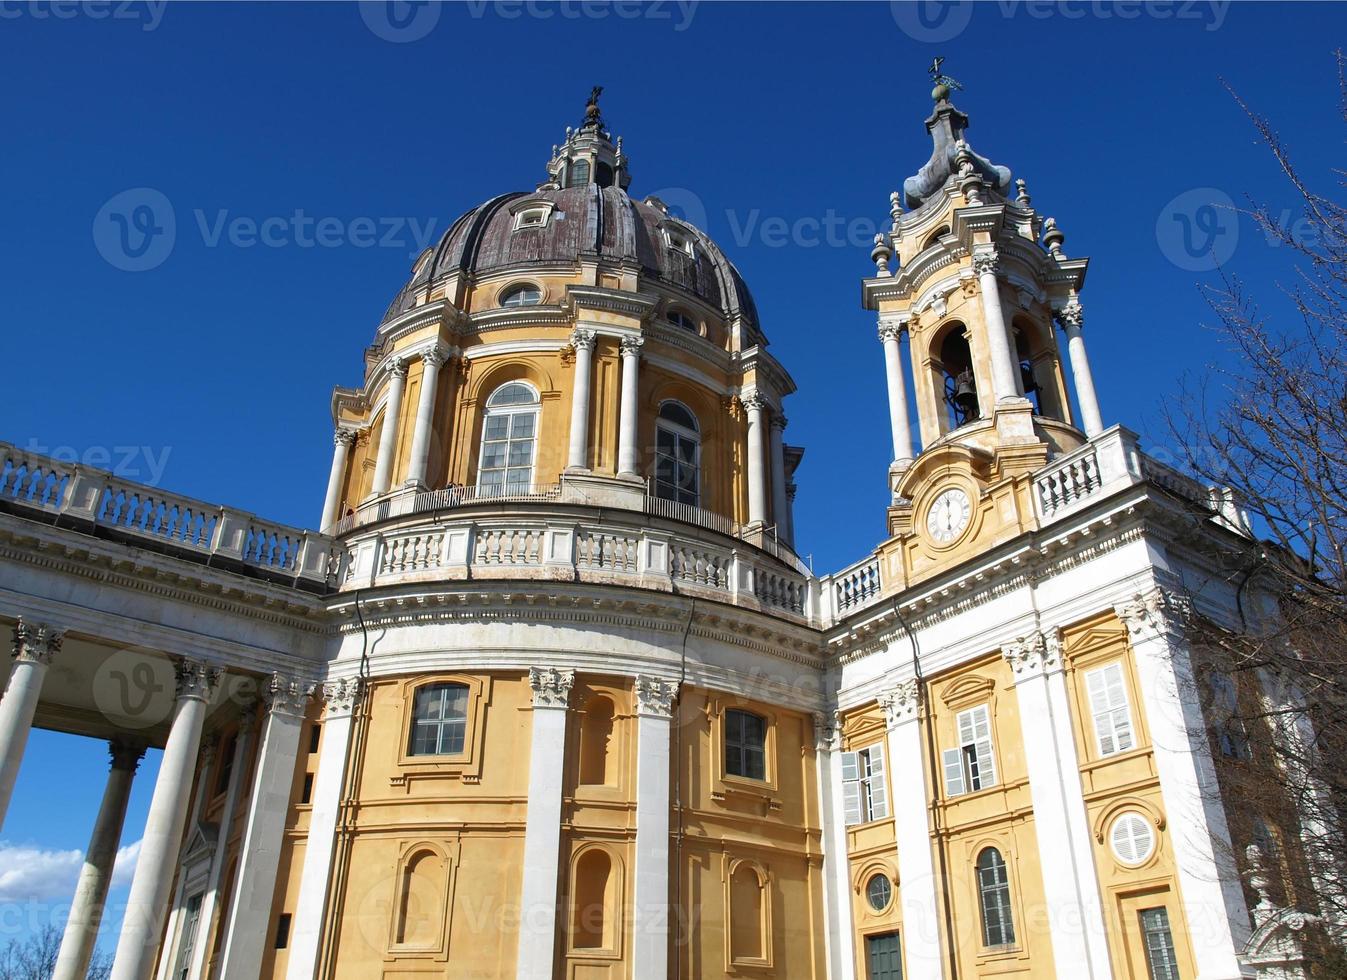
{"left": 0, "top": 839, "right": 143, "bottom": 904}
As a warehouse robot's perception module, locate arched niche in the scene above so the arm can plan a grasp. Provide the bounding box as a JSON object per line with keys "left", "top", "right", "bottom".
{"left": 569, "top": 845, "right": 622, "bottom": 953}
{"left": 391, "top": 844, "right": 448, "bottom": 952}
{"left": 577, "top": 694, "right": 616, "bottom": 787}
{"left": 727, "top": 859, "right": 771, "bottom": 966}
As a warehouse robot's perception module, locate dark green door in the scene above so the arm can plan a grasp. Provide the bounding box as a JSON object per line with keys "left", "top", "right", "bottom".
{"left": 866, "top": 931, "right": 903, "bottom": 980}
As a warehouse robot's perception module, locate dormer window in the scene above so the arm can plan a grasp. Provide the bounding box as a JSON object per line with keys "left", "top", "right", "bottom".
{"left": 666, "top": 309, "right": 697, "bottom": 332}
{"left": 513, "top": 207, "right": 549, "bottom": 231}
{"left": 663, "top": 228, "right": 695, "bottom": 257}
{"left": 500, "top": 284, "right": 543, "bottom": 308}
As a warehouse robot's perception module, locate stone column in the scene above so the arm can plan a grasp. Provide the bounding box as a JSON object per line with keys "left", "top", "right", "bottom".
{"left": 878, "top": 319, "right": 915, "bottom": 465}
{"left": 285, "top": 678, "right": 362, "bottom": 980}
{"left": 516, "top": 667, "right": 574, "bottom": 980}
{"left": 370, "top": 358, "right": 408, "bottom": 496}
{"left": 632, "top": 676, "right": 678, "bottom": 979}
{"left": 814, "top": 714, "right": 857, "bottom": 980}
{"left": 1055, "top": 297, "right": 1104, "bottom": 437}
{"left": 879, "top": 681, "right": 942, "bottom": 980}
{"left": 617, "top": 336, "right": 643, "bottom": 477}
{"left": 319, "top": 430, "right": 355, "bottom": 531}
{"left": 769, "top": 414, "right": 789, "bottom": 541}
{"left": 0, "top": 618, "right": 62, "bottom": 828}
{"left": 972, "top": 248, "right": 1021, "bottom": 404}
{"left": 743, "top": 392, "right": 768, "bottom": 527}
{"left": 52, "top": 741, "right": 146, "bottom": 980}
{"left": 1117, "top": 589, "right": 1252, "bottom": 979}
{"left": 219, "top": 674, "right": 311, "bottom": 980}
{"left": 566, "top": 330, "right": 597, "bottom": 471}
{"left": 1003, "top": 632, "right": 1113, "bottom": 978}
{"left": 405, "top": 345, "right": 447, "bottom": 488}
{"left": 111, "top": 659, "right": 221, "bottom": 980}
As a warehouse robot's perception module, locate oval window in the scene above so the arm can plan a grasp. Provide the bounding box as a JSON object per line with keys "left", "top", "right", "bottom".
{"left": 500, "top": 284, "right": 542, "bottom": 307}
{"left": 1110, "top": 812, "right": 1156, "bottom": 865}
{"left": 866, "top": 873, "right": 893, "bottom": 912}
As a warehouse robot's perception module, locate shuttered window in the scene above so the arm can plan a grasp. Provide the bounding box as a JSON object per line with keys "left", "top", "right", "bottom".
{"left": 840, "top": 741, "right": 888, "bottom": 826}
{"left": 942, "top": 704, "right": 996, "bottom": 797}
{"left": 1086, "top": 662, "right": 1135, "bottom": 757}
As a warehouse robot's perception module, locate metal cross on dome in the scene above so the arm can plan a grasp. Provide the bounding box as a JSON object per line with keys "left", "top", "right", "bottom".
{"left": 928, "top": 56, "right": 964, "bottom": 94}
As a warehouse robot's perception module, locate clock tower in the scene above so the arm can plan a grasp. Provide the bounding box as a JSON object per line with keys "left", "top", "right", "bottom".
{"left": 861, "top": 69, "right": 1105, "bottom": 586}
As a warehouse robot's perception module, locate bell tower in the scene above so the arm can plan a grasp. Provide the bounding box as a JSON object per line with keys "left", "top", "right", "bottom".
{"left": 862, "top": 64, "right": 1106, "bottom": 557}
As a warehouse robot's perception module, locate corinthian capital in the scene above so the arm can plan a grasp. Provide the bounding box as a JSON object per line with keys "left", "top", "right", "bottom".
{"left": 1002, "top": 631, "right": 1061, "bottom": 677}
{"left": 12, "top": 618, "right": 63, "bottom": 666}
{"left": 879, "top": 679, "right": 921, "bottom": 728}
{"left": 529, "top": 666, "right": 575, "bottom": 709}
{"left": 740, "top": 390, "right": 767, "bottom": 413}
{"left": 173, "top": 658, "right": 222, "bottom": 703}
{"left": 389, "top": 357, "right": 409, "bottom": 380}
{"left": 619, "top": 335, "right": 645, "bottom": 358}
{"left": 1055, "top": 297, "right": 1084, "bottom": 332}
{"left": 877, "top": 318, "right": 904, "bottom": 344}
{"left": 420, "top": 344, "right": 448, "bottom": 369}
{"left": 263, "top": 672, "right": 315, "bottom": 718}
{"left": 334, "top": 427, "right": 357, "bottom": 448}
{"left": 812, "top": 711, "right": 840, "bottom": 751}
{"left": 634, "top": 675, "right": 679, "bottom": 717}
{"left": 1115, "top": 588, "right": 1192, "bottom": 644}
{"left": 320, "top": 676, "right": 363, "bottom": 717}
{"left": 971, "top": 248, "right": 1000, "bottom": 278}
{"left": 569, "top": 329, "right": 597, "bottom": 353}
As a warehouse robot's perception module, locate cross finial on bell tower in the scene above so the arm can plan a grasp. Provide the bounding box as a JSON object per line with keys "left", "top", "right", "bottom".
{"left": 928, "top": 56, "right": 963, "bottom": 103}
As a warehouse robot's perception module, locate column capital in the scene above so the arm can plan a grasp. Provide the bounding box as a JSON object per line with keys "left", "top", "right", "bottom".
{"left": 388, "top": 356, "right": 409, "bottom": 380}
{"left": 972, "top": 246, "right": 1001, "bottom": 278}
{"left": 1054, "top": 296, "right": 1084, "bottom": 332}
{"left": 618, "top": 335, "right": 645, "bottom": 358}
{"left": 877, "top": 320, "right": 905, "bottom": 344}
{"left": 333, "top": 427, "right": 357, "bottom": 448}
{"left": 319, "top": 677, "right": 363, "bottom": 718}
{"left": 568, "top": 328, "right": 597, "bottom": 353}
{"left": 770, "top": 413, "right": 788, "bottom": 431}
{"left": 529, "top": 666, "right": 575, "bottom": 709}
{"left": 879, "top": 679, "right": 921, "bottom": 729}
{"left": 741, "top": 390, "right": 767, "bottom": 414}
{"left": 173, "top": 658, "right": 222, "bottom": 703}
{"left": 633, "top": 675, "right": 678, "bottom": 717}
{"left": 262, "top": 672, "right": 315, "bottom": 719}
{"left": 108, "top": 739, "right": 146, "bottom": 773}
{"left": 1115, "top": 588, "right": 1192, "bottom": 644}
{"left": 1002, "top": 630, "right": 1063, "bottom": 678}
{"left": 812, "top": 711, "right": 840, "bottom": 752}
{"left": 420, "top": 343, "right": 448, "bottom": 369}
{"left": 12, "top": 618, "right": 63, "bottom": 665}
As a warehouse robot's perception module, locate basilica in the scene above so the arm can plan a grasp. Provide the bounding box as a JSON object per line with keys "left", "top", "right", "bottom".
{"left": 0, "top": 81, "right": 1335, "bottom": 980}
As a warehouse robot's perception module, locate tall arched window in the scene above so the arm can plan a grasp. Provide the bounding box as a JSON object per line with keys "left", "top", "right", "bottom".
{"left": 655, "top": 401, "right": 700, "bottom": 506}
{"left": 566, "top": 160, "right": 590, "bottom": 187}
{"left": 937, "top": 326, "right": 979, "bottom": 430}
{"left": 976, "top": 847, "right": 1016, "bottom": 948}
{"left": 578, "top": 695, "right": 616, "bottom": 787}
{"left": 393, "top": 848, "right": 445, "bottom": 949}
{"left": 409, "top": 683, "right": 469, "bottom": 756}
{"left": 478, "top": 382, "right": 539, "bottom": 493}
{"left": 570, "top": 849, "right": 615, "bottom": 950}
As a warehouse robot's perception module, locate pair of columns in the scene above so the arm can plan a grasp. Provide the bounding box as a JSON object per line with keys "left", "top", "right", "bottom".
{"left": 515, "top": 667, "right": 679, "bottom": 980}
{"left": 743, "top": 391, "right": 789, "bottom": 532}
{"left": 566, "top": 329, "right": 645, "bottom": 477}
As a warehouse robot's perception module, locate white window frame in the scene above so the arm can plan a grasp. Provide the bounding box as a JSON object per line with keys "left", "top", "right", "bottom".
{"left": 654, "top": 401, "right": 701, "bottom": 507}
{"left": 1085, "top": 662, "right": 1136, "bottom": 757}
{"left": 476, "top": 382, "right": 540, "bottom": 493}
{"left": 511, "top": 204, "right": 555, "bottom": 231}
{"left": 662, "top": 226, "right": 695, "bottom": 257}
{"left": 942, "top": 704, "right": 997, "bottom": 797}
{"left": 840, "top": 741, "right": 889, "bottom": 826}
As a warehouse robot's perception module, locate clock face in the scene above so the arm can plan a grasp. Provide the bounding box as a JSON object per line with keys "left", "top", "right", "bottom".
{"left": 926, "top": 487, "right": 972, "bottom": 543}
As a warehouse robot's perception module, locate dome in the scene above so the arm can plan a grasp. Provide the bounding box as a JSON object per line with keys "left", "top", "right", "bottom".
{"left": 381, "top": 185, "right": 760, "bottom": 331}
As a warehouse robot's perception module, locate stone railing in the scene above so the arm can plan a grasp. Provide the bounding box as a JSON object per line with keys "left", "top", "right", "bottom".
{"left": 817, "top": 553, "right": 884, "bottom": 622}
{"left": 0, "top": 443, "right": 338, "bottom": 590}
{"left": 1032, "top": 426, "right": 1145, "bottom": 522}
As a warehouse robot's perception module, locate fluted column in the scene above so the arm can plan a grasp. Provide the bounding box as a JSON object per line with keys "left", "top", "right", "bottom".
{"left": 285, "top": 678, "right": 362, "bottom": 980}
{"left": 111, "top": 659, "right": 221, "bottom": 980}
{"left": 1117, "top": 589, "right": 1252, "bottom": 978}
{"left": 1056, "top": 297, "right": 1104, "bottom": 437}
{"left": 370, "top": 358, "right": 408, "bottom": 496}
{"left": 814, "top": 714, "right": 856, "bottom": 980}
{"left": 769, "top": 414, "right": 789, "bottom": 540}
{"left": 878, "top": 319, "right": 915, "bottom": 465}
{"left": 972, "top": 248, "right": 1021, "bottom": 404}
{"left": 1002, "top": 633, "right": 1112, "bottom": 978}
{"left": 617, "top": 336, "right": 643, "bottom": 477}
{"left": 404, "top": 345, "right": 447, "bottom": 487}
{"left": 744, "top": 392, "right": 768, "bottom": 526}
{"left": 566, "top": 330, "right": 597, "bottom": 471}
{"left": 0, "top": 619, "right": 63, "bottom": 828}
{"left": 879, "top": 682, "right": 942, "bottom": 980}
{"left": 632, "top": 677, "right": 678, "bottom": 979}
{"left": 53, "top": 741, "right": 146, "bottom": 980}
{"left": 319, "top": 429, "right": 355, "bottom": 531}
{"left": 220, "top": 674, "right": 312, "bottom": 980}
{"left": 516, "top": 667, "right": 574, "bottom": 980}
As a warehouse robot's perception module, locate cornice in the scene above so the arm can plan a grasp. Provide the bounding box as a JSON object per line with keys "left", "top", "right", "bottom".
{"left": 467, "top": 305, "right": 572, "bottom": 334}
{"left": 566, "top": 285, "right": 660, "bottom": 322}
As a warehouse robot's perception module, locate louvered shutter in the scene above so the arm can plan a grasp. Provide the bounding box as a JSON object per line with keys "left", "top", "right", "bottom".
{"left": 867, "top": 743, "right": 888, "bottom": 820}
{"left": 942, "top": 747, "right": 966, "bottom": 797}
{"left": 841, "top": 751, "right": 862, "bottom": 826}
{"left": 1110, "top": 812, "right": 1155, "bottom": 864}
{"left": 1088, "top": 663, "right": 1133, "bottom": 756}
{"left": 968, "top": 705, "right": 997, "bottom": 789}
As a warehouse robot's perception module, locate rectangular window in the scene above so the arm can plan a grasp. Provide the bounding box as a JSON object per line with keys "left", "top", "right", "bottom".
{"left": 308, "top": 723, "right": 321, "bottom": 754}
{"left": 841, "top": 742, "right": 889, "bottom": 826}
{"left": 274, "top": 912, "right": 292, "bottom": 950}
{"left": 1139, "top": 907, "right": 1180, "bottom": 980}
{"left": 941, "top": 704, "right": 996, "bottom": 797}
{"left": 865, "top": 931, "right": 903, "bottom": 980}
{"left": 1086, "top": 662, "right": 1135, "bottom": 756}
{"left": 1208, "top": 673, "right": 1251, "bottom": 760}
{"left": 173, "top": 893, "right": 203, "bottom": 980}
{"left": 410, "top": 683, "right": 469, "bottom": 756}
{"left": 300, "top": 772, "right": 314, "bottom": 805}
{"left": 725, "top": 709, "right": 767, "bottom": 781}
{"left": 214, "top": 735, "right": 236, "bottom": 796}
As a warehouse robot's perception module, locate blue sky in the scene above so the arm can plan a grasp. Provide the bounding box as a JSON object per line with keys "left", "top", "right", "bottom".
{"left": 1, "top": 0, "right": 1343, "bottom": 958}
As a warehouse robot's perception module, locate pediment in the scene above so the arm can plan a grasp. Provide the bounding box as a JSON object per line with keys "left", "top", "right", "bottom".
{"left": 897, "top": 443, "right": 995, "bottom": 501}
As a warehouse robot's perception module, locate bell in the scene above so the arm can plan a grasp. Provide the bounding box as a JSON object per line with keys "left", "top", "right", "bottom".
{"left": 1019, "top": 361, "right": 1040, "bottom": 395}
{"left": 953, "top": 370, "right": 979, "bottom": 418}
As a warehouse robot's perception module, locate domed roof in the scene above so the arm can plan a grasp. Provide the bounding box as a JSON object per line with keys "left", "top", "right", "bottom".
{"left": 382, "top": 184, "right": 759, "bottom": 330}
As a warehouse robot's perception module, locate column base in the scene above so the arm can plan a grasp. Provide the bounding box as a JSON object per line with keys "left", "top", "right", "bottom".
{"left": 559, "top": 471, "right": 645, "bottom": 510}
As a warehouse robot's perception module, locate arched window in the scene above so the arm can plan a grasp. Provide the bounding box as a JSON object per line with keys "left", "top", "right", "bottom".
{"left": 938, "top": 327, "right": 979, "bottom": 429}
{"left": 570, "top": 849, "right": 615, "bottom": 950}
{"left": 976, "top": 848, "right": 1015, "bottom": 948}
{"left": 500, "top": 284, "right": 542, "bottom": 307}
{"left": 725, "top": 709, "right": 766, "bottom": 781}
{"left": 666, "top": 309, "right": 697, "bottom": 332}
{"left": 578, "top": 695, "right": 616, "bottom": 787}
{"left": 595, "top": 161, "right": 614, "bottom": 188}
{"left": 393, "top": 848, "right": 445, "bottom": 948}
{"left": 729, "top": 863, "right": 766, "bottom": 962}
{"left": 478, "top": 383, "right": 539, "bottom": 493}
{"left": 655, "top": 401, "right": 700, "bottom": 506}
{"left": 566, "top": 160, "right": 590, "bottom": 187}
{"left": 409, "top": 683, "right": 469, "bottom": 756}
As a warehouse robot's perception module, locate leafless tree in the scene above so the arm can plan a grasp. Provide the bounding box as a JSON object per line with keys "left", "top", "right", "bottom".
{"left": 0, "top": 924, "right": 111, "bottom": 980}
